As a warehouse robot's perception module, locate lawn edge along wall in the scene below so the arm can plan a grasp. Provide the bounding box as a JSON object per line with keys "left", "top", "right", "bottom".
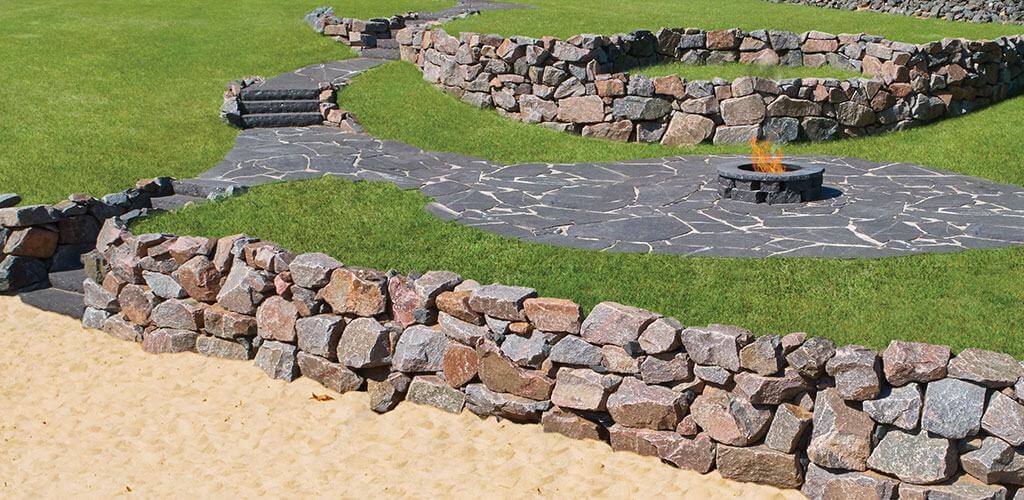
{"left": 81, "top": 213, "right": 1024, "bottom": 497}
{"left": 767, "top": 0, "right": 1024, "bottom": 26}
{"left": 306, "top": 8, "right": 1024, "bottom": 146}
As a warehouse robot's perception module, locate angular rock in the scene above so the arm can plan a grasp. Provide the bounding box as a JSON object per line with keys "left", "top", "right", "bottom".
{"left": 765, "top": 403, "right": 813, "bottom": 454}
{"left": 215, "top": 262, "right": 273, "bottom": 315}
{"left": 721, "top": 94, "right": 766, "bottom": 125}
{"left": 601, "top": 345, "right": 640, "bottom": 375}
{"left": 142, "top": 271, "right": 187, "bottom": 300}
{"left": 580, "top": 301, "right": 660, "bottom": 348}
{"left": 693, "top": 364, "right": 732, "bottom": 385}
{"left": 948, "top": 348, "right": 1024, "bottom": 388}
{"left": 406, "top": 375, "right": 465, "bottom": 414}
{"left": 254, "top": 340, "right": 298, "bottom": 381}
{"left": 718, "top": 445, "right": 804, "bottom": 489}
{"left": 690, "top": 387, "right": 772, "bottom": 446}
{"left": 801, "top": 463, "right": 900, "bottom": 500}
{"left": 556, "top": 95, "right": 605, "bottom": 124}
{"left": 881, "top": 340, "right": 950, "bottom": 386}
{"left": 392, "top": 325, "right": 449, "bottom": 373}
{"left": 982, "top": 391, "right": 1024, "bottom": 447}
{"left": 541, "top": 407, "right": 606, "bottom": 441}
{"left": 681, "top": 324, "right": 754, "bottom": 372}
{"left": 523, "top": 297, "right": 581, "bottom": 334}
{"left": 961, "top": 436, "right": 1024, "bottom": 486}
{"left": 477, "top": 346, "right": 555, "bottom": 401}
{"left": 867, "top": 430, "right": 957, "bottom": 485}
{"left": 501, "top": 331, "right": 552, "bottom": 368}
{"left": 256, "top": 296, "right": 298, "bottom": 342}
{"left": 826, "top": 345, "right": 883, "bottom": 401}
{"left": 102, "top": 314, "right": 143, "bottom": 342}
{"left": 786, "top": 336, "right": 836, "bottom": 379}
{"left": 468, "top": 284, "right": 536, "bottom": 321}
{"left": 464, "top": 383, "right": 551, "bottom": 422}
{"left": 899, "top": 477, "right": 1008, "bottom": 499}
{"left": 84, "top": 279, "right": 120, "bottom": 312}
{"left": 863, "top": 383, "right": 923, "bottom": 431}
{"left": 640, "top": 351, "right": 693, "bottom": 385}
{"left": 297, "top": 351, "right": 363, "bottom": 393}
{"left": 368, "top": 372, "right": 410, "bottom": 414}
{"left": 118, "top": 284, "right": 158, "bottom": 325}
{"left": 295, "top": 314, "right": 343, "bottom": 360}
{"left": 166, "top": 236, "right": 214, "bottom": 264}
{"left": 438, "top": 311, "right": 492, "bottom": 346}
{"left": 203, "top": 305, "right": 256, "bottom": 339}
{"left": 551, "top": 367, "right": 621, "bottom": 411}
{"left": 638, "top": 317, "right": 682, "bottom": 354}
{"left": 195, "top": 335, "right": 252, "bottom": 360}
{"left": 82, "top": 307, "right": 111, "bottom": 330}
{"left": 337, "top": 317, "right": 394, "bottom": 369}
{"left": 808, "top": 388, "right": 875, "bottom": 471}
{"left": 739, "top": 334, "right": 784, "bottom": 376}
{"left": 612, "top": 96, "right": 671, "bottom": 121}
{"left": 661, "top": 112, "right": 715, "bottom": 146}
{"left": 172, "top": 256, "right": 222, "bottom": 302}
{"left": 549, "top": 334, "right": 604, "bottom": 367}
{"left": 436, "top": 291, "right": 483, "bottom": 325}
{"left": 3, "top": 227, "right": 58, "bottom": 258}
{"left": 142, "top": 328, "right": 198, "bottom": 354}
{"left": 922, "top": 377, "right": 986, "bottom": 440}
{"left": 319, "top": 267, "right": 388, "bottom": 317}
{"left": 150, "top": 298, "right": 203, "bottom": 330}
{"left": 443, "top": 343, "right": 480, "bottom": 388}
{"left": 288, "top": 253, "right": 342, "bottom": 289}
{"left": 607, "top": 377, "right": 687, "bottom": 430}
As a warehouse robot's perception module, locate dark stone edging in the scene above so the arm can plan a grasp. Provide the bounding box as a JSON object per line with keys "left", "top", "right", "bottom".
{"left": 81, "top": 220, "right": 1024, "bottom": 496}
{"left": 767, "top": 0, "right": 1024, "bottom": 25}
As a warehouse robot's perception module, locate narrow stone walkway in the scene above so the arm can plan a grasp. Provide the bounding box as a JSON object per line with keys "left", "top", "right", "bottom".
{"left": 199, "top": 58, "right": 1024, "bottom": 258}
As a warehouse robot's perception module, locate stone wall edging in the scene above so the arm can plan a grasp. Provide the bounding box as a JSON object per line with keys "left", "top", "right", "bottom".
{"left": 767, "top": 0, "right": 1024, "bottom": 26}
{"left": 81, "top": 219, "right": 1024, "bottom": 497}
{"left": 307, "top": 8, "right": 1024, "bottom": 146}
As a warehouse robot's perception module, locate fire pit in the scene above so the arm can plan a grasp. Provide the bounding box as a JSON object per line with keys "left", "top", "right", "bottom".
{"left": 717, "top": 139, "right": 825, "bottom": 205}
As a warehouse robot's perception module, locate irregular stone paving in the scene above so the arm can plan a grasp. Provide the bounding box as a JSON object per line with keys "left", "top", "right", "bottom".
{"left": 200, "top": 61, "right": 1024, "bottom": 258}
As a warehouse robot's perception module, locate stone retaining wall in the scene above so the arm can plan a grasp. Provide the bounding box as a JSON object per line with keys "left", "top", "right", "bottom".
{"left": 768, "top": 0, "right": 1024, "bottom": 25}
{"left": 82, "top": 220, "right": 1024, "bottom": 497}
{"left": 307, "top": 8, "right": 1024, "bottom": 145}
{"left": 0, "top": 179, "right": 175, "bottom": 292}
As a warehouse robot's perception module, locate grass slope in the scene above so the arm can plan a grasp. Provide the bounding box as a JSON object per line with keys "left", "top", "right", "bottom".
{"left": 446, "top": 0, "right": 1024, "bottom": 42}
{"left": 134, "top": 177, "right": 1024, "bottom": 356}
{"left": 0, "top": 0, "right": 450, "bottom": 204}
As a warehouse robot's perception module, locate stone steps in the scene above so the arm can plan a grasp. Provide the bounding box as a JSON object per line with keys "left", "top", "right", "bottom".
{"left": 50, "top": 269, "right": 86, "bottom": 294}
{"left": 358, "top": 48, "right": 401, "bottom": 60}
{"left": 19, "top": 287, "right": 85, "bottom": 319}
{"left": 150, "top": 194, "right": 209, "bottom": 211}
{"left": 240, "top": 112, "right": 325, "bottom": 128}
{"left": 239, "top": 87, "right": 319, "bottom": 101}
{"left": 240, "top": 99, "right": 320, "bottom": 114}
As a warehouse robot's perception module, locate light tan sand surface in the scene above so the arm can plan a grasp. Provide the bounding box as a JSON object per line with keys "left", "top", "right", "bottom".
{"left": 0, "top": 296, "right": 802, "bottom": 499}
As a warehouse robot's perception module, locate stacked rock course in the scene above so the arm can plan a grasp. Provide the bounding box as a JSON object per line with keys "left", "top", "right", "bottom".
{"left": 307, "top": 8, "right": 1024, "bottom": 145}
{"left": 83, "top": 219, "right": 1024, "bottom": 497}
{"left": 768, "top": 0, "right": 1024, "bottom": 25}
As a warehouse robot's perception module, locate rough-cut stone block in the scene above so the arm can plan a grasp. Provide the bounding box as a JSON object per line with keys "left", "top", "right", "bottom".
{"left": 501, "top": 331, "right": 552, "bottom": 369}
{"left": 151, "top": 298, "right": 203, "bottom": 331}
{"left": 477, "top": 347, "right": 555, "bottom": 401}
{"left": 118, "top": 284, "right": 158, "bottom": 325}
{"left": 982, "top": 391, "right": 1024, "bottom": 447}
{"left": 4, "top": 226, "right": 58, "bottom": 258}
{"left": 289, "top": 252, "right": 342, "bottom": 289}
{"left": 786, "top": 337, "right": 836, "bottom": 379}
{"left": 867, "top": 429, "right": 957, "bottom": 485}
{"left": 601, "top": 345, "right": 640, "bottom": 375}
{"left": 436, "top": 290, "right": 483, "bottom": 325}
{"left": 718, "top": 445, "right": 804, "bottom": 489}
{"left": 551, "top": 367, "right": 621, "bottom": 411}
{"left": 142, "top": 328, "right": 198, "bottom": 354}
{"left": 661, "top": 112, "right": 715, "bottom": 146}
{"left": 443, "top": 343, "right": 480, "bottom": 388}
{"left": 826, "top": 345, "right": 883, "bottom": 401}
{"left": 948, "top": 348, "right": 1024, "bottom": 388}
{"left": 541, "top": 407, "right": 606, "bottom": 441}
{"left": 606, "top": 377, "right": 687, "bottom": 430}
{"left": 82, "top": 307, "right": 111, "bottom": 329}
{"left": 102, "top": 314, "right": 143, "bottom": 342}
{"left": 640, "top": 351, "right": 693, "bottom": 385}
{"left": 739, "top": 334, "right": 784, "bottom": 375}
{"left": 297, "top": 351, "right": 363, "bottom": 393}
{"left": 863, "top": 383, "right": 923, "bottom": 431}
{"left": 765, "top": 403, "right": 813, "bottom": 454}
{"left": 961, "top": 436, "right": 1024, "bottom": 486}
{"left": 922, "top": 377, "right": 986, "bottom": 440}
{"left": 808, "top": 388, "right": 874, "bottom": 471}
{"left": 256, "top": 296, "right": 298, "bottom": 343}
{"left": 216, "top": 262, "right": 273, "bottom": 315}
{"left": 733, "top": 369, "right": 807, "bottom": 405}
{"left": 468, "top": 284, "right": 536, "bottom": 321}
{"left": 319, "top": 267, "right": 388, "bottom": 317}
{"left": 295, "top": 314, "right": 343, "bottom": 360}
{"left": 801, "top": 463, "right": 899, "bottom": 500}
{"left": 881, "top": 340, "right": 950, "bottom": 386}
{"left": 438, "top": 311, "right": 492, "bottom": 346}
{"left": 721, "top": 94, "right": 766, "bottom": 125}
{"left": 195, "top": 335, "right": 252, "bottom": 360}
{"left": 203, "top": 305, "right": 256, "bottom": 339}
{"left": 464, "top": 383, "right": 551, "bottom": 422}
{"left": 580, "top": 301, "right": 659, "bottom": 347}
{"left": 336, "top": 317, "right": 393, "bottom": 369}
{"left": 368, "top": 372, "right": 410, "bottom": 414}
{"left": 637, "top": 317, "right": 682, "bottom": 354}
{"left": 142, "top": 271, "right": 187, "bottom": 300}
{"left": 254, "top": 340, "right": 298, "bottom": 381}
{"left": 84, "top": 279, "right": 120, "bottom": 312}
{"left": 608, "top": 426, "right": 716, "bottom": 473}
{"left": 690, "top": 387, "right": 772, "bottom": 446}
{"left": 407, "top": 375, "right": 466, "bottom": 414}
{"left": 681, "top": 324, "right": 753, "bottom": 372}
{"left": 173, "top": 256, "right": 222, "bottom": 302}
{"left": 392, "top": 325, "right": 449, "bottom": 373}
{"left": 549, "top": 334, "right": 604, "bottom": 367}
{"left": 898, "top": 477, "right": 1008, "bottom": 499}
{"left": 556, "top": 95, "right": 605, "bottom": 124}
{"left": 523, "top": 297, "right": 581, "bottom": 334}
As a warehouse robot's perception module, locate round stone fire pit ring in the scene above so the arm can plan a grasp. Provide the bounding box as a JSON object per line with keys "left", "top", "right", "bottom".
{"left": 717, "top": 160, "right": 825, "bottom": 205}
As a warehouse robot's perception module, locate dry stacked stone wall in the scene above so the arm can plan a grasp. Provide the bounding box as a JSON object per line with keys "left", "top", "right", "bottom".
{"left": 83, "top": 221, "right": 1024, "bottom": 497}
{"left": 307, "top": 8, "right": 1024, "bottom": 146}
{"left": 767, "top": 0, "right": 1024, "bottom": 25}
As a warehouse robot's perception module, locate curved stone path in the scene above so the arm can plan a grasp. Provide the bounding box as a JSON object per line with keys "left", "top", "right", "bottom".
{"left": 196, "top": 56, "right": 1024, "bottom": 258}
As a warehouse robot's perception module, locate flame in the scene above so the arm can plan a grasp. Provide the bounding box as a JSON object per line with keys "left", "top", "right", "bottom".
{"left": 750, "top": 137, "right": 786, "bottom": 174}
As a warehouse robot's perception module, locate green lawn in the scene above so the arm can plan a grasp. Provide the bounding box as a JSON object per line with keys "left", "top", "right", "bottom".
{"left": 445, "top": 0, "right": 1024, "bottom": 42}
{"left": 134, "top": 177, "right": 1024, "bottom": 357}
{"left": 0, "top": 0, "right": 451, "bottom": 205}
{"left": 638, "top": 62, "right": 861, "bottom": 81}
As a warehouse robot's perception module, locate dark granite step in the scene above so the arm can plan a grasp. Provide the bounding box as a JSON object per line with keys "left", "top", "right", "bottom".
{"left": 19, "top": 288, "right": 85, "bottom": 319}
{"left": 240, "top": 99, "right": 320, "bottom": 114}
{"left": 375, "top": 38, "right": 399, "bottom": 49}
{"left": 150, "top": 194, "right": 209, "bottom": 211}
{"left": 358, "top": 48, "right": 401, "bottom": 60}
{"left": 50, "top": 269, "right": 86, "bottom": 294}
{"left": 240, "top": 87, "right": 320, "bottom": 101}
{"left": 171, "top": 178, "right": 241, "bottom": 198}
{"left": 240, "top": 112, "right": 325, "bottom": 128}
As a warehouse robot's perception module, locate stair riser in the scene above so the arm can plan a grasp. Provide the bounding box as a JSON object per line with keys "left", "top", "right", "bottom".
{"left": 240, "top": 100, "right": 320, "bottom": 114}
{"left": 240, "top": 113, "right": 325, "bottom": 128}
{"left": 240, "top": 88, "right": 320, "bottom": 101}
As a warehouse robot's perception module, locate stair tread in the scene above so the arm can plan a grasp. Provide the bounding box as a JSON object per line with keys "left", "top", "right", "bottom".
{"left": 50, "top": 269, "right": 87, "bottom": 294}
{"left": 19, "top": 288, "right": 85, "bottom": 319}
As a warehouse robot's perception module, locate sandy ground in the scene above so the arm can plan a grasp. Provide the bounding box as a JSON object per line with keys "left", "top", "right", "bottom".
{"left": 0, "top": 296, "right": 802, "bottom": 499}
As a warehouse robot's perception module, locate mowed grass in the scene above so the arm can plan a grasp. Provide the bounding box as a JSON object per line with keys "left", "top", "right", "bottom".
{"left": 0, "top": 0, "right": 451, "bottom": 204}
{"left": 445, "top": 0, "right": 1024, "bottom": 42}
{"left": 134, "top": 177, "right": 1024, "bottom": 357}
{"left": 341, "top": 63, "right": 1024, "bottom": 186}
{"left": 638, "top": 62, "right": 861, "bottom": 81}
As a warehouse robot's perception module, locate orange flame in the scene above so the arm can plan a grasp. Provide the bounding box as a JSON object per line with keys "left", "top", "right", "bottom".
{"left": 750, "top": 137, "right": 786, "bottom": 174}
